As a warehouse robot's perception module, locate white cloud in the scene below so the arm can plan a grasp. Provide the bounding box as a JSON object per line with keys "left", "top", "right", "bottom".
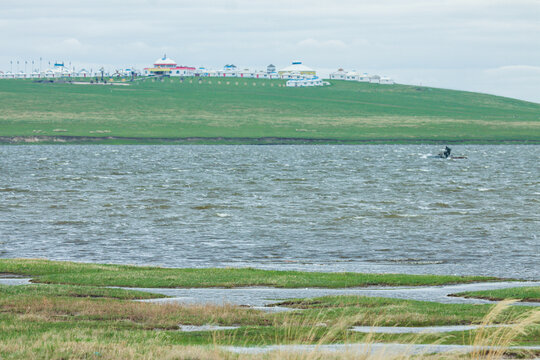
{"left": 0, "top": 0, "right": 539, "bottom": 102}
{"left": 297, "top": 38, "right": 347, "bottom": 48}
{"left": 484, "top": 65, "right": 540, "bottom": 77}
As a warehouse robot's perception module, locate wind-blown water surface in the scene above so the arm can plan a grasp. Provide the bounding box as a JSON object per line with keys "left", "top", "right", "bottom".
{"left": 1, "top": 145, "right": 538, "bottom": 279}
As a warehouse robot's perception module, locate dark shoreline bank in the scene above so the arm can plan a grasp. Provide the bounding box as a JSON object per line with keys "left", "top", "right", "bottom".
{"left": 2, "top": 135, "right": 539, "bottom": 145}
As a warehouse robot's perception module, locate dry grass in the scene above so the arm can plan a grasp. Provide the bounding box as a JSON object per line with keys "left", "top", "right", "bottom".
{"left": 1, "top": 320, "right": 536, "bottom": 360}
{"left": 0, "top": 296, "right": 268, "bottom": 329}
{"left": 0, "top": 335, "right": 236, "bottom": 360}
{"left": 470, "top": 300, "right": 540, "bottom": 359}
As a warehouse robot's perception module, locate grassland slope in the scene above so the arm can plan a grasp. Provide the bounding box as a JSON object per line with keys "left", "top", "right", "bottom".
{"left": 0, "top": 78, "right": 538, "bottom": 144}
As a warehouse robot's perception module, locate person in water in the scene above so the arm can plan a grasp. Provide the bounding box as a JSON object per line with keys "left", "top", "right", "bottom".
{"left": 438, "top": 146, "right": 451, "bottom": 158}
{"left": 443, "top": 146, "right": 451, "bottom": 158}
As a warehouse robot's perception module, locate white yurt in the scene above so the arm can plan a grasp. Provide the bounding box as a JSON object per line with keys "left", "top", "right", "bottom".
{"left": 154, "top": 56, "right": 177, "bottom": 68}
{"left": 346, "top": 71, "right": 360, "bottom": 81}
{"left": 286, "top": 76, "right": 324, "bottom": 87}
{"left": 380, "top": 76, "right": 395, "bottom": 84}
{"left": 358, "top": 73, "right": 370, "bottom": 82}
{"left": 329, "top": 68, "right": 347, "bottom": 80}
{"left": 279, "top": 62, "right": 316, "bottom": 77}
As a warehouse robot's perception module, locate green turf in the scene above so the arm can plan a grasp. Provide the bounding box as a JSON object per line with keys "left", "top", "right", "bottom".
{"left": 453, "top": 287, "right": 540, "bottom": 302}
{"left": 271, "top": 295, "right": 531, "bottom": 326}
{"left": 0, "top": 283, "right": 164, "bottom": 300}
{"left": 0, "top": 78, "right": 538, "bottom": 144}
{"left": 0, "top": 259, "right": 499, "bottom": 288}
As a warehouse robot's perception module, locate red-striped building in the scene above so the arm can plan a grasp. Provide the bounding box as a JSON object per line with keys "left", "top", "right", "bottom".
{"left": 143, "top": 55, "right": 195, "bottom": 77}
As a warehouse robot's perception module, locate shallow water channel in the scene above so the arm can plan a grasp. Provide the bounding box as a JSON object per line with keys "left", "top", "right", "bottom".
{"left": 131, "top": 281, "right": 540, "bottom": 308}
{"left": 224, "top": 343, "right": 540, "bottom": 355}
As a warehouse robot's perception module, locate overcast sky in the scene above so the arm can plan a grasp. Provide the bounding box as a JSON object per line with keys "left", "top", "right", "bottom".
{"left": 1, "top": 0, "right": 539, "bottom": 102}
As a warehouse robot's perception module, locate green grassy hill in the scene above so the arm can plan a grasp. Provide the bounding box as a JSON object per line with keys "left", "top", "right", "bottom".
{"left": 0, "top": 78, "right": 538, "bottom": 144}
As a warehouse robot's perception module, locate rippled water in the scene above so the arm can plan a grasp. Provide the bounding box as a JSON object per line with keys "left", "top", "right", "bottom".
{"left": 0, "top": 145, "right": 538, "bottom": 279}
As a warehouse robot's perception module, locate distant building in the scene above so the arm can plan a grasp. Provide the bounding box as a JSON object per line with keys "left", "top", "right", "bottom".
{"left": 358, "top": 73, "right": 370, "bottom": 82}
{"left": 267, "top": 64, "right": 276, "bottom": 74}
{"left": 346, "top": 71, "right": 360, "bottom": 81}
{"left": 379, "top": 76, "right": 395, "bottom": 84}
{"left": 143, "top": 55, "right": 196, "bottom": 77}
{"left": 286, "top": 76, "right": 325, "bottom": 87}
{"left": 195, "top": 67, "right": 209, "bottom": 77}
{"left": 78, "top": 68, "right": 90, "bottom": 77}
{"left": 239, "top": 69, "right": 255, "bottom": 78}
{"left": 279, "top": 61, "right": 316, "bottom": 77}
{"left": 329, "top": 68, "right": 347, "bottom": 80}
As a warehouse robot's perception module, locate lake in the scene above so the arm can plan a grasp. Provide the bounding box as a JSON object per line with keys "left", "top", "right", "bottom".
{"left": 1, "top": 145, "right": 538, "bottom": 279}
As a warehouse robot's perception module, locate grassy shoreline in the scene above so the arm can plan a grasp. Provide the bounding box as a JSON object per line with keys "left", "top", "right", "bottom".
{"left": 2, "top": 135, "right": 540, "bottom": 145}
{"left": 0, "top": 259, "right": 501, "bottom": 288}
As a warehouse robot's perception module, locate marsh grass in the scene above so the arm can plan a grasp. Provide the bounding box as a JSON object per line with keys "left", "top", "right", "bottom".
{"left": 272, "top": 295, "right": 531, "bottom": 327}
{"left": 454, "top": 287, "right": 540, "bottom": 303}
{"left": 0, "top": 259, "right": 499, "bottom": 288}
{"left": 1, "top": 260, "right": 538, "bottom": 358}
{"left": 0, "top": 295, "right": 269, "bottom": 330}
{"left": 0, "top": 292, "right": 538, "bottom": 359}
{"left": 222, "top": 303, "right": 539, "bottom": 360}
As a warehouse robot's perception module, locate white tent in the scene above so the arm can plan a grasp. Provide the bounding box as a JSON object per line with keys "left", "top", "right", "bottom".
{"left": 239, "top": 69, "right": 255, "bottom": 78}
{"left": 358, "top": 73, "right": 370, "bottom": 82}
{"left": 346, "top": 71, "right": 360, "bottom": 81}
{"left": 42, "top": 69, "right": 55, "bottom": 78}
{"left": 286, "top": 76, "right": 325, "bottom": 87}
{"left": 329, "top": 68, "right": 347, "bottom": 80}
{"left": 279, "top": 62, "right": 316, "bottom": 77}
{"left": 380, "top": 76, "right": 395, "bottom": 84}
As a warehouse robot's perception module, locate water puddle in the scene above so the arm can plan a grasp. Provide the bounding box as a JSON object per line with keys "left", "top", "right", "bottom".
{"left": 350, "top": 324, "right": 506, "bottom": 334}
{"left": 130, "top": 281, "right": 540, "bottom": 309}
{"left": 224, "top": 343, "right": 540, "bottom": 355}
{"left": 178, "top": 325, "right": 239, "bottom": 332}
{"left": 0, "top": 276, "right": 32, "bottom": 286}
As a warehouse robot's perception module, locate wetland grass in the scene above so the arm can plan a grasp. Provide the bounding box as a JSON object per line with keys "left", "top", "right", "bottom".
{"left": 1, "top": 259, "right": 537, "bottom": 358}
{"left": 453, "top": 287, "right": 540, "bottom": 302}
{"left": 0, "top": 288, "right": 538, "bottom": 359}
{"left": 0, "top": 259, "right": 499, "bottom": 288}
